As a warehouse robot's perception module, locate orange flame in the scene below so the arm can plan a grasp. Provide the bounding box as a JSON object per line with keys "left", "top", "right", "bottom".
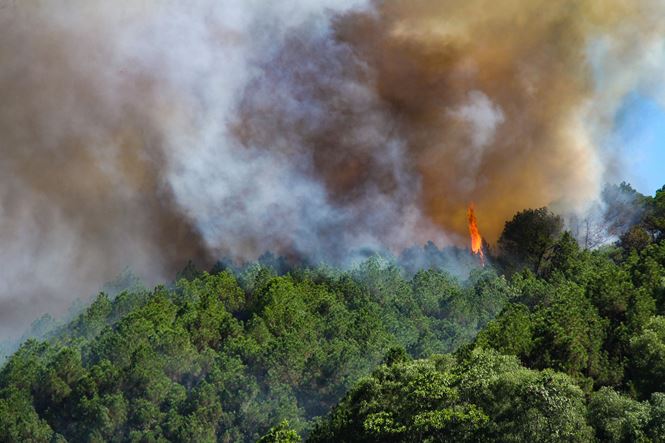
{"left": 467, "top": 204, "right": 485, "bottom": 265}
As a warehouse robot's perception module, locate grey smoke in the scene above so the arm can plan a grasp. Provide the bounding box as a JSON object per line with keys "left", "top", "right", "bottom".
{"left": 1, "top": 0, "right": 665, "bottom": 338}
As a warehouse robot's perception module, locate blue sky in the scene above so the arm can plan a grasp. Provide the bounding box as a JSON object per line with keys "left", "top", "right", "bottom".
{"left": 613, "top": 93, "right": 665, "bottom": 196}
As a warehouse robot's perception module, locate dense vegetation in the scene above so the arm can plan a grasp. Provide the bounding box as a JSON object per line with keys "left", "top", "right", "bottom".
{"left": 1, "top": 183, "right": 664, "bottom": 442}
{"left": 0, "top": 258, "right": 509, "bottom": 442}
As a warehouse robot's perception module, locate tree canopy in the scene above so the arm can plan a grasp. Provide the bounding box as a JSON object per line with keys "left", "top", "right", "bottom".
{"left": 1, "top": 183, "right": 665, "bottom": 442}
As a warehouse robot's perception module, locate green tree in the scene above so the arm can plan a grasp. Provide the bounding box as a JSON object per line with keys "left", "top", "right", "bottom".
{"left": 474, "top": 304, "right": 533, "bottom": 359}
{"left": 620, "top": 226, "right": 653, "bottom": 253}
{"left": 588, "top": 387, "right": 650, "bottom": 442}
{"left": 258, "top": 420, "right": 301, "bottom": 443}
{"left": 645, "top": 186, "right": 665, "bottom": 240}
{"left": 0, "top": 388, "right": 54, "bottom": 442}
{"left": 457, "top": 348, "right": 594, "bottom": 442}
{"left": 309, "top": 356, "right": 486, "bottom": 443}
{"left": 498, "top": 208, "right": 563, "bottom": 275}
{"left": 629, "top": 316, "right": 665, "bottom": 399}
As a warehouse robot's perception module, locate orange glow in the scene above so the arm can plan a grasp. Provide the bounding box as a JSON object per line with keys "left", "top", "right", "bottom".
{"left": 467, "top": 204, "right": 485, "bottom": 265}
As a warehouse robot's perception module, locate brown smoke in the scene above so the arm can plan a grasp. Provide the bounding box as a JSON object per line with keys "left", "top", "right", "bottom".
{"left": 303, "top": 0, "right": 664, "bottom": 241}
{"left": 0, "top": 3, "right": 212, "bottom": 334}
{"left": 234, "top": 0, "right": 665, "bottom": 244}
{"left": 0, "top": 0, "right": 663, "bottom": 336}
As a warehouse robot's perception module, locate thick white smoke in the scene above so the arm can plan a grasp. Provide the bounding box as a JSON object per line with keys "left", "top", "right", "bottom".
{"left": 0, "top": 0, "right": 387, "bottom": 336}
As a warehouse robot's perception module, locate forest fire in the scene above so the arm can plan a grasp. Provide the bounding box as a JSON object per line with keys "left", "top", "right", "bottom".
{"left": 467, "top": 204, "right": 485, "bottom": 265}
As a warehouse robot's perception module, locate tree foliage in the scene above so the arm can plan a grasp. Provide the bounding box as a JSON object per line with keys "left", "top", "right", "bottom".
{"left": 497, "top": 208, "right": 564, "bottom": 275}
{"left": 1, "top": 183, "right": 665, "bottom": 442}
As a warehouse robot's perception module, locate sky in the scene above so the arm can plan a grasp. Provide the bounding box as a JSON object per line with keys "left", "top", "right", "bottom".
{"left": 614, "top": 93, "right": 665, "bottom": 196}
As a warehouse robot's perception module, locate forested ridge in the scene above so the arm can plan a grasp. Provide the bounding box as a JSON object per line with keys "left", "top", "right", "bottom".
{"left": 1, "top": 182, "right": 665, "bottom": 442}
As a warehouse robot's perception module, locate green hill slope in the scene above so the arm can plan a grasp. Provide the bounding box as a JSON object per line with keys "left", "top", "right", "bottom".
{"left": 1, "top": 184, "right": 664, "bottom": 442}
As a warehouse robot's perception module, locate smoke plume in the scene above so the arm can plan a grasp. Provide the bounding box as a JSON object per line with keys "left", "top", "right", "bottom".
{"left": 1, "top": 0, "right": 664, "bottom": 335}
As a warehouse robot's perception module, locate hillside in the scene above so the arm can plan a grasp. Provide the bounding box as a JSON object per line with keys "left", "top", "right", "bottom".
{"left": 0, "top": 260, "right": 510, "bottom": 442}
{"left": 0, "top": 183, "right": 664, "bottom": 442}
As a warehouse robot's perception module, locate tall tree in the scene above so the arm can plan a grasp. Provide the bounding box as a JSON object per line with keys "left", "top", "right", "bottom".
{"left": 497, "top": 208, "right": 563, "bottom": 275}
